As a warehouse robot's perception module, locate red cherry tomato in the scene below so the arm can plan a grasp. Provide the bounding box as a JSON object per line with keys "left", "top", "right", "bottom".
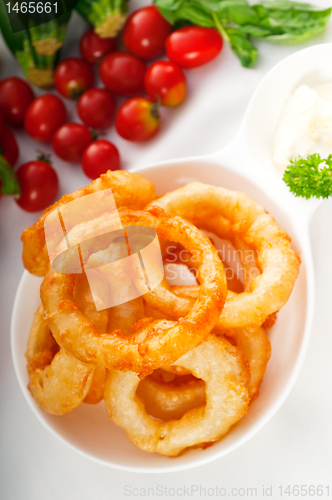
{"left": 0, "top": 126, "right": 19, "bottom": 166}
{"left": 81, "top": 139, "right": 120, "bottom": 179}
{"left": 116, "top": 97, "right": 160, "bottom": 142}
{"left": 122, "top": 6, "right": 172, "bottom": 60}
{"left": 24, "top": 94, "right": 67, "bottom": 142}
{"left": 77, "top": 88, "right": 116, "bottom": 129}
{"left": 80, "top": 28, "right": 117, "bottom": 66}
{"left": 0, "top": 110, "right": 5, "bottom": 137}
{"left": 52, "top": 123, "right": 92, "bottom": 162}
{"left": 144, "top": 61, "right": 186, "bottom": 107}
{"left": 166, "top": 27, "right": 223, "bottom": 69}
{"left": 99, "top": 52, "right": 146, "bottom": 96}
{"left": 0, "top": 77, "right": 34, "bottom": 127}
{"left": 54, "top": 58, "right": 94, "bottom": 99}
{"left": 15, "top": 160, "right": 59, "bottom": 212}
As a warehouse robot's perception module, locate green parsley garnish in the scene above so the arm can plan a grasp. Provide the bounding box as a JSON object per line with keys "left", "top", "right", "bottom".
{"left": 283, "top": 153, "right": 332, "bottom": 199}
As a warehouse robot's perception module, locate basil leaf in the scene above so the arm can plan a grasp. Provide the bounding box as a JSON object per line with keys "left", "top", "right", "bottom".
{"left": 259, "top": 0, "right": 330, "bottom": 12}
{"left": 156, "top": 0, "right": 215, "bottom": 26}
{"left": 227, "top": 5, "right": 259, "bottom": 25}
{"left": 252, "top": 3, "right": 331, "bottom": 42}
{"left": 225, "top": 27, "right": 259, "bottom": 67}
{"left": 154, "top": 0, "right": 332, "bottom": 68}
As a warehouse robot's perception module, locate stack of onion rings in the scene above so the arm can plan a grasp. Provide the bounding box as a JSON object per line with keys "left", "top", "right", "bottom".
{"left": 40, "top": 208, "right": 227, "bottom": 374}
{"left": 21, "top": 172, "right": 300, "bottom": 455}
{"left": 148, "top": 182, "right": 301, "bottom": 329}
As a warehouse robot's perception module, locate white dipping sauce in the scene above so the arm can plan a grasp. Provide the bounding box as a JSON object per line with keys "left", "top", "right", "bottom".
{"left": 273, "top": 83, "right": 332, "bottom": 171}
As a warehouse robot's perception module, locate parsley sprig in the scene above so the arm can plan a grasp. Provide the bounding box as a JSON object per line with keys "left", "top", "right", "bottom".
{"left": 283, "top": 154, "right": 332, "bottom": 199}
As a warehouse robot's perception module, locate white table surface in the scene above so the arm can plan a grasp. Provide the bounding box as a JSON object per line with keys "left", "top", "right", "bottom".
{"left": 1, "top": 1, "right": 332, "bottom": 499}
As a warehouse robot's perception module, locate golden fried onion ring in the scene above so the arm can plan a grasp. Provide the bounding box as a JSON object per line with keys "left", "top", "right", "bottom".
{"left": 26, "top": 304, "right": 95, "bottom": 415}
{"left": 26, "top": 275, "right": 109, "bottom": 414}
{"left": 137, "top": 369, "right": 206, "bottom": 421}
{"left": 224, "top": 327, "right": 271, "bottom": 400}
{"left": 74, "top": 275, "right": 108, "bottom": 404}
{"left": 104, "top": 335, "right": 250, "bottom": 456}
{"left": 21, "top": 170, "right": 156, "bottom": 277}
{"left": 41, "top": 208, "right": 227, "bottom": 374}
{"left": 171, "top": 285, "right": 271, "bottom": 400}
{"left": 148, "top": 182, "right": 300, "bottom": 328}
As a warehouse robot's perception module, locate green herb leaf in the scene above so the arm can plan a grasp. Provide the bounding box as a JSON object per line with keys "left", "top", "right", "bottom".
{"left": 283, "top": 154, "right": 332, "bottom": 199}
{"left": 252, "top": 2, "right": 332, "bottom": 43}
{"left": 226, "top": 27, "right": 259, "bottom": 67}
{"left": 0, "top": 155, "right": 21, "bottom": 198}
{"left": 154, "top": 0, "right": 332, "bottom": 68}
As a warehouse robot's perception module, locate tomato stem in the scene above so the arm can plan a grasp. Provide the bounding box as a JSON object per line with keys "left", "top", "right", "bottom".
{"left": 151, "top": 102, "right": 160, "bottom": 120}
{"left": 69, "top": 88, "right": 84, "bottom": 100}
{"left": 36, "top": 150, "right": 52, "bottom": 164}
{"left": 91, "top": 129, "right": 103, "bottom": 141}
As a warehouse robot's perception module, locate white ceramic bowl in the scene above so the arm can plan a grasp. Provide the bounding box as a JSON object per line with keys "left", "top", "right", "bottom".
{"left": 11, "top": 43, "right": 331, "bottom": 473}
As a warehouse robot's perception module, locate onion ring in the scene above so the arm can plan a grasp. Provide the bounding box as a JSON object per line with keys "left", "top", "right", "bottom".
{"left": 104, "top": 335, "right": 250, "bottom": 456}
{"left": 83, "top": 366, "right": 108, "bottom": 405}
{"left": 21, "top": 170, "right": 156, "bottom": 277}
{"left": 74, "top": 274, "right": 108, "bottom": 404}
{"left": 41, "top": 208, "right": 227, "bottom": 375}
{"left": 26, "top": 275, "right": 109, "bottom": 414}
{"left": 224, "top": 327, "right": 271, "bottom": 400}
{"left": 148, "top": 182, "right": 300, "bottom": 328}
{"left": 170, "top": 284, "right": 271, "bottom": 399}
{"left": 86, "top": 239, "right": 146, "bottom": 336}
{"left": 136, "top": 369, "right": 206, "bottom": 421}
{"left": 26, "top": 304, "right": 95, "bottom": 415}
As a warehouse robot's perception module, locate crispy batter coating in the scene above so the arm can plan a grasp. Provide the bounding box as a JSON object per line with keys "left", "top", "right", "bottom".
{"left": 104, "top": 335, "right": 250, "bottom": 456}
{"left": 40, "top": 208, "right": 227, "bottom": 374}
{"left": 137, "top": 369, "right": 206, "bottom": 421}
{"left": 223, "top": 327, "right": 271, "bottom": 400}
{"left": 148, "top": 182, "right": 301, "bottom": 328}
{"left": 26, "top": 305, "right": 94, "bottom": 415}
{"left": 21, "top": 170, "right": 156, "bottom": 277}
{"left": 26, "top": 275, "right": 109, "bottom": 414}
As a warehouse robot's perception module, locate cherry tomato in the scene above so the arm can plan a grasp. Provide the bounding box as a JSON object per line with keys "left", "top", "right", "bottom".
{"left": 52, "top": 123, "right": 92, "bottom": 162}
{"left": 54, "top": 58, "right": 94, "bottom": 99}
{"left": 81, "top": 139, "right": 120, "bottom": 179}
{"left": 0, "top": 110, "right": 5, "bottom": 137}
{"left": 77, "top": 88, "right": 116, "bottom": 129}
{"left": 166, "top": 27, "right": 223, "bottom": 69}
{"left": 116, "top": 97, "right": 160, "bottom": 142}
{"left": 0, "top": 126, "right": 19, "bottom": 166}
{"left": 144, "top": 61, "right": 186, "bottom": 107}
{"left": 99, "top": 52, "right": 146, "bottom": 96}
{"left": 15, "top": 159, "right": 59, "bottom": 212}
{"left": 25, "top": 94, "right": 67, "bottom": 142}
{"left": 122, "top": 6, "right": 172, "bottom": 60}
{"left": 0, "top": 77, "right": 34, "bottom": 127}
{"left": 80, "top": 28, "right": 117, "bottom": 66}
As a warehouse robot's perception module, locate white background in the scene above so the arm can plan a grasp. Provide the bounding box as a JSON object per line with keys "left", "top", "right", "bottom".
{"left": 1, "top": 1, "right": 332, "bottom": 498}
